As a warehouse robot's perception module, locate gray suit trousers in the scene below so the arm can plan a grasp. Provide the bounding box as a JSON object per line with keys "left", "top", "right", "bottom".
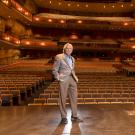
{"left": 59, "top": 76, "right": 77, "bottom": 118}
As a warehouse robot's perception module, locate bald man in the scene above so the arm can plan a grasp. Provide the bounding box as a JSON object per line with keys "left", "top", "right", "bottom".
{"left": 52, "top": 43, "right": 83, "bottom": 124}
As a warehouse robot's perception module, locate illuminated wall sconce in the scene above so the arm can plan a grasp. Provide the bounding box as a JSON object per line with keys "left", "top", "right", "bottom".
{"left": 40, "top": 42, "right": 46, "bottom": 46}
{"left": 85, "top": 4, "right": 88, "bottom": 8}
{"left": 2, "top": 0, "right": 9, "bottom": 5}
{"left": 18, "top": 7, "right": 23, "bottom": 11}
{"left": 132, "top": 45, "right": 135, "bottom": 49}
{"left": 15, "top": 40, "right": 20, "bottom": 45}
{"left": 25, "top": 41, "right": 30, "bottom": 45}
{"left": 25, "top": 12, "right": 29, "bottom": 16}
{"left": 58, "top": 2, "right": 61, "bottom": 6}
{"left": 68, "top": 3, "right": 71, "bottom": 7}
{"left": 77, "top": 20, "right": 82, "bottom": 24}
{"left": 60, "top": 20, "right": 65, "bottom": 24}
{"left": 5, "top": 36, "right": 10, "bottom": 41}
{"left": 48, "top": 19, "right": 52, "bottom": 22}
{"left": 34, "top": 17, "right": 40, "bottom": 21}
{"left": 124, "top": 22, "right": 128, "bottom": 26}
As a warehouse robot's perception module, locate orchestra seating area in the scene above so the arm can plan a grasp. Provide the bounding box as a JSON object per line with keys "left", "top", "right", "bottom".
{"left": 113, "top": 60, "right": 135, "bottom": 76}
{"left": 27, "top": 60, "right": 135, "bottom": 106}
{"left": 0, "top": 59, "right": 135, "bottom": 106}
{"left": 0, "top": 59, "right": 52, "bottom": 106}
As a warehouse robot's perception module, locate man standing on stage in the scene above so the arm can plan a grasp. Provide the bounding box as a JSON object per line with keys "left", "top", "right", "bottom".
{"left": 52, "top": 43, "right": 83, "bottom": 124}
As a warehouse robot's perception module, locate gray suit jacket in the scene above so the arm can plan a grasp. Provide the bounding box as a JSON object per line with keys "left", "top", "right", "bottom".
{"left": 52, "top": 53, "right": 78, "bottom": 82}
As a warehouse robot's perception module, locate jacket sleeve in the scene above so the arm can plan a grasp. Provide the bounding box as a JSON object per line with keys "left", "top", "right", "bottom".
{"left": 52, "top": 55, "right": 60, "bottom": 81}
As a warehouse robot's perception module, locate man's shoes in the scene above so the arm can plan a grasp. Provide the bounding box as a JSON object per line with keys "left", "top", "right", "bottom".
{"left": 71, "top": 116, "right": 83, "bottom": 122}
{"left": 60, "top": 118, "right": 68, "bottom": 124}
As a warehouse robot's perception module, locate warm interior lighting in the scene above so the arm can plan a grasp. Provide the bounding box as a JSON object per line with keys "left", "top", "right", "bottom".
{"left": 50, "top": 1, "right": 52, "bottom": 4}
{"left": 77, "top": 20, "right": 82, "bottom": 24}
{"left": 112, "top": 5, "right": 115, "bottom": 8}
{"left": 58, "top": 2, "right": 61, "bottom": 5}
{"left": 34, "top": 17, "right": 40, "bottom": 21}
{"left": 131, "top": 4, "right": 134, "bottom": 7}
{"left": 18, "top": 7, "right": 23, "bottom": 11}
{"left": 25, "top": 41, "right": 30, "bottom": 45}
{"left": 5, "top": 36, "right": 10, "bottom": 41}
{"left": 104, "top": 5, "right": 106, "bottom": 8}
{"left": 68, "top": 3, "right": 71, "bottom": 7}
{"left": 70, "top": 34, "right": 78, "bottom": 40}
{"left": 124, "top": 22, "right": 128, "bottom": 26}
{"left": 15, "top": 40, "right": 20, "bottom": 44}
{"left": 2, "top": 0, "right": 9, "bottom": 5}
{"left": 40, "top": 42, "right": 46, "bottom": 46}
{"left": 132, "top": 45, "right": 135, "bottom": 49}
{"left": 60, "top": 20, "right": 65, "bottom": 23}
{"left": 129, "top": 37, "right": 135, "bottom": 40}
{"left": 85, "top": 4, "right": 88, "bottom": 7}
{"left": 25, "top": 12, "right": 29, "bottom": 16}
{"left": 77, "top": 4, "right": 79, "bottom": 7}
{"left": 48, "top": 19, "right": 52, "bottom": 22}
{"left": 121, "top": 5, "right": 123, "bottom": 8}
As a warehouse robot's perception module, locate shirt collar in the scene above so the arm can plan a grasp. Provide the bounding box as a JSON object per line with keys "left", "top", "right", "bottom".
{"left": 64, "top": 53, "right": 71, "bottom": 59}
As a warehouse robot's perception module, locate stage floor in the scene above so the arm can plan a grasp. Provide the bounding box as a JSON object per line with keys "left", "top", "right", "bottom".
{"left": 0, "top": 104, "right": 135, "bottom": 135}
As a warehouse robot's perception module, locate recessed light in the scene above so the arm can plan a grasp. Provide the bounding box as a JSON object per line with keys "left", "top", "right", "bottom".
{"left": 48, "top": 19, "right": 52, "bottom": 22}
{"left": 131, "top": 4, "right": 134, "bottom": 7}
{"left": 78, "top": 20, "right": 82, "bottom": 24}
{"left": 60, "top": 20, "right": 65, "bottom": 23}
{"left": 124, "top": 22, "right": 128, "bottom": 26}
{"left": 68, "top": 3, "right": 71, "bottom": 7}
{"left": 85, "top": 4, "right": 88, "bottom": 8}
{"left": 34, "top": 17, "right": 39, "bottom": 21}
{"left": 26, "top": 41, "right": 30, "bottom": 45}
{"left": 58, "top": 2, "right": 61, "bottom": 5}
{"left": 41, "top": 42, "right": 46, "bottom": 46}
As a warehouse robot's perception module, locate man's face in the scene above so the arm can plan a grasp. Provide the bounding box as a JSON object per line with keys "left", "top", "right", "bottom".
{"left": 65, "top": 44, "right": 73, "bottom": 56}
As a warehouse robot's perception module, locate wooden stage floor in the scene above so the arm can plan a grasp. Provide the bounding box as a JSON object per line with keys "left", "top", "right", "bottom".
{"left": 0, "top": 104, "right": 135, "bottom": 135}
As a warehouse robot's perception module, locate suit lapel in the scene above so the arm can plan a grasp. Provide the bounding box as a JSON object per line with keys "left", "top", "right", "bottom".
{"left": 71, "top": 56, "right": 74, "bottom": 69}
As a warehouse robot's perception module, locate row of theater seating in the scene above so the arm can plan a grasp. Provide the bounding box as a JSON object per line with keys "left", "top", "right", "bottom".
{"left": 29, "top": 97, "right": 135, "bottom": 106}
{"left": 0, "top": 59, "right": 54, "bottom": 106}
{"left": 28, "top": 72, "right": 135, "bottom": 106}
{"left": 0, "top": 74, "right": 47, "bottom": 106}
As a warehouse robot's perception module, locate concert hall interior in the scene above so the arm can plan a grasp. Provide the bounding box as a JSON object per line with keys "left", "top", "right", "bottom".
{"left": 0, "top": 0, "right": 135, "bottom": 135}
